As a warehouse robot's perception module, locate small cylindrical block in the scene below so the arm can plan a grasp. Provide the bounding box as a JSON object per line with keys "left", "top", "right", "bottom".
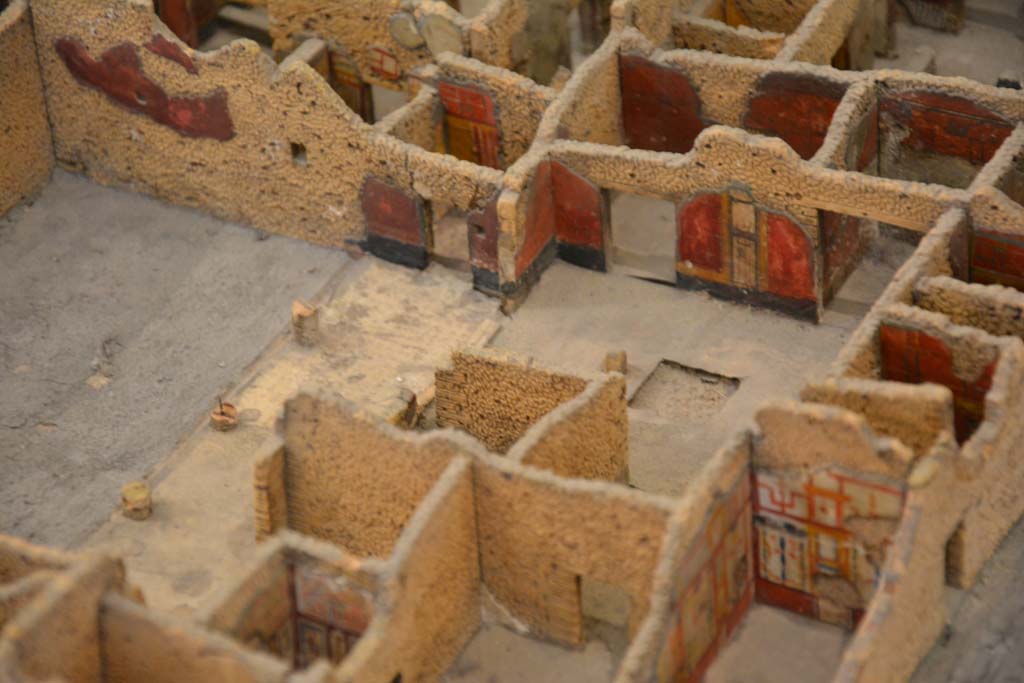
{"left": 291, "top": 299, "right": 319, "bottom": 347}
{"left": 210, "top": 401, "right": 239, "bottom": 431}
{"left": 121, "top": 481, "right": 152, "bottom": 521}
{"left": 602, "top": 350, "right": 628, "bottom": 374}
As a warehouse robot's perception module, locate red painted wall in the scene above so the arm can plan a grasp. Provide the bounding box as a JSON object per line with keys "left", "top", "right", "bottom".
{"left": 620, "top": 55, "right": 705, "bottom": 154}
{"left": 550, "top": 162, "right": 604, "bottom": 250}
{"left": 820, "top": 210, "right": 863, "bottom": 297}
{"left": 971, "top": 230, "right": 1024, "bottom": 292}
{"left": 879, "top": 323, "right": 997, "bottom": 442}
{"left": 765, "top": 214, "right": 815, "bottom": 301}
{"left": 361, "top": 178, "right": 426, "bottom": 246}
{"left": 677, "top": 194, "right": 723, "bottom": 273}
{"left": 437, "top": 81, "right": 497, "bottom": 126}
{"left": 743, "top": 73, "right": 848, "bottom": 161}
{"left": 879, "top": 90, "right": 1013, "bottom": 167}
{"left": 516, "top": 162, "right": 556, "bottom": 277}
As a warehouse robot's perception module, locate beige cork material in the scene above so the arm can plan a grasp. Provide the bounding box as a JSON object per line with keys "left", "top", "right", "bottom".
{"left": 120, "top": 481, "right": 152, "bottom": 522}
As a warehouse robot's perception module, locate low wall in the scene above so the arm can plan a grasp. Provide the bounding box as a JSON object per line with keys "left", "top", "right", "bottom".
{"left": 280, "top": 393, "right": 462, "bottom": 557}
{"left": 103, "top": 592, "right": 291, "bottom": 683}
{"left": 340, "top": 458, "right": 481, "bottom": 683}
{"left": 435, "top": 349, "right": 588, "bottom": 453}
{"left": 475, "top": 456, "right": 673, "bottom": 644}
{"left": 512, "top": 372, "right": 629, "bottom": 482}
{"left": 0, "top": 0, "right": 53, "bottom": 215}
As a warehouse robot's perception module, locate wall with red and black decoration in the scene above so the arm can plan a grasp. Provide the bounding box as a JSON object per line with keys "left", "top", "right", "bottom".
{"left": 878, "top": 322, "right": 997, "bottom": 443}
{"left": 515, "top": 160, "right": 608, "bottom": 280}
{"left": 742, "top": 72, "right": 849, "bottom": 161}
{"left": 619, "top": 54, "right": 851, "bottom": 163}
{"left": 676, "top": 190, "right": 819, "bottom": 320}
{"left": 361, "top": 177, "right": 430, "bottom": 270}
{"left": 619, "top": 53, "right": 706, "bottom": 155}
{"left": 877, "top": 87, "right": 1015, "bottom": 188}
{"left": 820, "top": 210, "right": 868, "bottom": 302}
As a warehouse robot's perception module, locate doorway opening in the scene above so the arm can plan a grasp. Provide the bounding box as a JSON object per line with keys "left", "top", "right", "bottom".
{"left": 608, "top": 191, "right": 678, "bottom": 284}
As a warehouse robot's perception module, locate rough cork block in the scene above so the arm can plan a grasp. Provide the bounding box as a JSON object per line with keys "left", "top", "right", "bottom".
{"left": 121, "top": 481, "right": 151, "bottom": 521}
{"left": 602, "top": 350, "right": 628, "bottom": 374}
{"left": 291, "top": 299, "right": 319, "bottom": 347}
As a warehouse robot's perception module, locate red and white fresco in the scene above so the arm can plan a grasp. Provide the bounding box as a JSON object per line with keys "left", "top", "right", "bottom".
{"left": 752, "top": 467, "right": 904, "bottom": 626}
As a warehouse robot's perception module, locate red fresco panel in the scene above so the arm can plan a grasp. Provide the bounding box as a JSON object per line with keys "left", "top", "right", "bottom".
{"left": 551, "top": 162, "right": 604, "bottom": 249}
{"left": 620, "top": 54, "right": 705, "bottom": 154}
{"left": 879, "top": 90, "right": 1013, "bottom": 166}
{"left": 879, "top": 324, "right": 995, "bottom": 442}
{"left": 972, "top": 231, "right": 1024, "bottom": 291}
{"left": 754, "top": 577, "right": 818, "bottom": 618}
{"left": 438, "top": 81, "right": 497, "bottom": 126}
{"left": 361, "top": 178, "right": 425, "bottom": 246}
{"left": 743, "top": 73, "right": 847, "bottom": 161}
{"left": 765, "top": 213, "right": 814, "bottom": 301}
{"left": 516, "top": 161, "right": 556, "bottom": 277}
{"left": 678, "top": 194, "right": 723, "bottom": 273}
{"left": 55, "top": 38, "right": 234, "bottom": 141}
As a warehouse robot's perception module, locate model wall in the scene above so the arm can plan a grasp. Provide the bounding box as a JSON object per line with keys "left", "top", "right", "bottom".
{"left": 281, "top": 393, "right": 460, "bottom": 557}
{"left": 474, "top": 457, "right": 672, "bottom": 644}
{"left": 671, "top": 15, "right": 784, "bottom": 59}
{"left": 343, "top": 459, "right": 480, "bottom": 683}
{"left": 648, "top": 438, "right": 753, "bottom": 683}
{"left": 29, "top": 0, "right": 502, "bottom": 254}
{"left": 0, "top": 556, "right": 125, "bottom": 683}
{"left": 102, "top": 593, "right": 291, "bottom": 683}
{"left": 435, "top": 350, "right": 588, "bottom": 452}
{"left": 434, "top": 53, "right": 556, "bottom": 166}
{"left": 0, "top": 0, "right": 53, "bottom": 215}
{"left": 512, "top": 373, "right": 629, "bottom": 482}
{"left": 836, "top": 442, "right": 963, "bottom": 683}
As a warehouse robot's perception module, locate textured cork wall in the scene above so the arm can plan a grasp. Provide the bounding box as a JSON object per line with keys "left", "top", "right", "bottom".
{"left": 29, "top": 0, "right": 502, "bottom": 253}
{"left": 435, "top": 350, "right": 588, "bottom": 453}
{"left": 203, "top": 548, "right": 293, "bottom": 653}
{"left": 671, "top": 15, "right": 785, "bottom": 59}
{"left": 375, "top": 87, "right": 444, "bottom": 152}
{"left": 0, "top": 535, "right": 73, "bottom": 583}
{"left": 802, "top": 378, "right": 954, "bottom": 457}
{"left": 512, "top": 373, "right": 629, "bottom": 482}
{"left": 102, "top": 593, "right": 291, "bottom": 683}
{"left": 914, "top": 276, "right": 1024, "bottom": 340}
{"left": 281, "top": 393, "right": 461, "bottom": 557}
{"left": 475, "top": 457, "right": 672, "bottom": 644}
{"left": 0, "top": 556, "right": 126, "bottom": 683}
{"left": 267, "top": 0, "right": 435, "bottom": 90}
{"left": 0, "top": 0, "right": 54, "bottom": 215}
{"left": 344, "top": 459, "right": 480, "bottom": 683}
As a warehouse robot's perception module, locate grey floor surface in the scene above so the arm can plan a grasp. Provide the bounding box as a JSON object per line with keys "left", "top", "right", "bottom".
{"left": 0, "top": 171, "right": 348, "bottom": 547}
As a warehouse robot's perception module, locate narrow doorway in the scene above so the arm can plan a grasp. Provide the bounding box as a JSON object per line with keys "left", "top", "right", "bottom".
{"left": 608, "top": 191, "right": 678, "bottom": 284}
